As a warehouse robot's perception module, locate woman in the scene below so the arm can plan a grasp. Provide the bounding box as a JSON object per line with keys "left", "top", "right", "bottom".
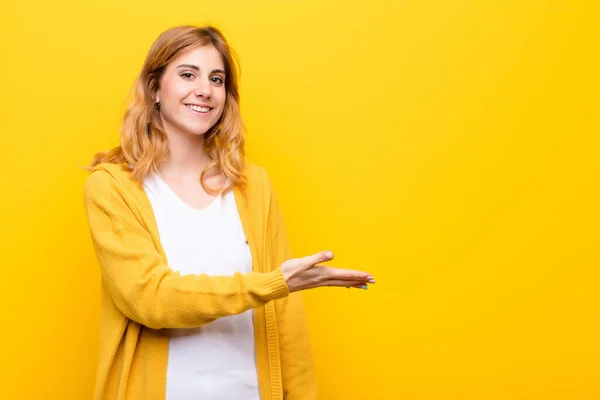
{"left": 83, "top": 25, "right": 375, "bottom": 400}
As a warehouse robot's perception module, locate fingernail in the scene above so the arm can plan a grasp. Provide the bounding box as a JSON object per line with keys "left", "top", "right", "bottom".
{"left": 361, "top": 285, "right": 368, "bottom": 290}
{"left": 326, "top": 251, "right": 334, "bottom": 259}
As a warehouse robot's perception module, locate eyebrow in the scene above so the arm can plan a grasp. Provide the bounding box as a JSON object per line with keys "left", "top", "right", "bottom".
{"left": 176, "top": 64, "right": 226, "bottom": 74}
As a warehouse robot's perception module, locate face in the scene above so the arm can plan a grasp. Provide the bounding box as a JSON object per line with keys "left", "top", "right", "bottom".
{"left": 155, "top": 45, "right": 227, "bottom": 137}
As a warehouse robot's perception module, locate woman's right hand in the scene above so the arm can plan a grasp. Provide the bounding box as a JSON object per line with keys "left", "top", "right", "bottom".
{"left": 280, "top": 251, "right": 375, "bottom": 293}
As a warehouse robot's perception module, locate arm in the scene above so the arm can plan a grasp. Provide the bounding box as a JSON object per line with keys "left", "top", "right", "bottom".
{"left": 83, "top": 170, "right": 289, "bottom": 330}
{"left": 266, "top": 171, "right": 318, "bottom": 399}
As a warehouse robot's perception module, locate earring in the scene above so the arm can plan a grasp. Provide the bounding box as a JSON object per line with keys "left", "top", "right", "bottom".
{"left": 155, "top": 102, "right": 160, "bottom": 111}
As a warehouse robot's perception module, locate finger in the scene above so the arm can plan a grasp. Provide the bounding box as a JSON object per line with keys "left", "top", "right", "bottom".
{"left": 348, "top": 283, "right": 369, "bottom": 289}
{"left": 322, "top": 280, "right": 370, "bottom": 289}
{"left": 312, "top": 266, "right": 373, "bottom": 282}
{"left": 304, "top": 250, "right": 334, "bottom": 268}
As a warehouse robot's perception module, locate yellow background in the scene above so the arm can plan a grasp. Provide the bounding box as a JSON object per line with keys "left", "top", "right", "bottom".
{"left": 1, "top": 0, "right": 598, "bottom": 398}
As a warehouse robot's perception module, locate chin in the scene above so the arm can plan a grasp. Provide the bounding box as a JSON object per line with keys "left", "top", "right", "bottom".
{"left": 183, "top": 124, "right": 214, "bottom": 136}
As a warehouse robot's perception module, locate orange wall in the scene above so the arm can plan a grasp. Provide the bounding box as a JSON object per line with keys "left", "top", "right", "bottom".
{"left": 1, "top": 1, "right": 598, "bottom": 398}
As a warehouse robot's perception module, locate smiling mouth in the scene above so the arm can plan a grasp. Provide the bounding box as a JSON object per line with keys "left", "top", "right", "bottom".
{"left": 185, "top": 104, "right": 213, "bottom": 113}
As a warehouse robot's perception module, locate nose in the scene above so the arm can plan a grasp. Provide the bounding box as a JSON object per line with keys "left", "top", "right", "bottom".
{"left": 194, "top": 78, "right": 212, "bottom": 98}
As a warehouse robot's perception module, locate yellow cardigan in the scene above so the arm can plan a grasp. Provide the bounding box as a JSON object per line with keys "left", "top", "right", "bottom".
{"left": 82, "top": 162, "right": 317, "bottom": 400}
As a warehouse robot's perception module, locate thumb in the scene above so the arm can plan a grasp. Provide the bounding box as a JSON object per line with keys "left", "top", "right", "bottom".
{"left": 305, "top": 250, "right": 334, "bottom": 267}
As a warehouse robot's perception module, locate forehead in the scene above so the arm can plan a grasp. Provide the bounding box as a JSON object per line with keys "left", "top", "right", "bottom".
{"left": 168, "top": 45, "right": 225, "bottom": 71}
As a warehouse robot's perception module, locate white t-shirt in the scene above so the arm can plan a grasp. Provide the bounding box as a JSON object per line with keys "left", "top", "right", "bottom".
{"left": 143, "top": 173, "right": 260, "bottom": 400}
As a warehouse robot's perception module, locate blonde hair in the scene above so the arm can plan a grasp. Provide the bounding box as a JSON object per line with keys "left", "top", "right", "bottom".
{"left": 87, "top": 25, "right": 246, "bottom": 195}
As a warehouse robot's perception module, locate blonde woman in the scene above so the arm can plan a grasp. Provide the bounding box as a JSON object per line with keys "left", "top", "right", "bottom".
{"left": 83, "top": 25, "right": 375, "bottom": 400}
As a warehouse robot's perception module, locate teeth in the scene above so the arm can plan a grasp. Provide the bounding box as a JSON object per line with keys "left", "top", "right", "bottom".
{"left": 186, "top": 104, "right": 211, "bottom": 113}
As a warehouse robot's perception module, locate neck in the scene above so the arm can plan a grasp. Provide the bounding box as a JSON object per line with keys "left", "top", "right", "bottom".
{"left": 159, "top": 130, "right": 213, "bottom": 181}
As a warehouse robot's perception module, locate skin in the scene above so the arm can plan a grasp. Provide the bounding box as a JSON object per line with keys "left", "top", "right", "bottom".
{"left": 152, "top": 45, "right": 374, "bottom": 291}
{"left": 154, "top": 45, "right": 227, "bottom": 210}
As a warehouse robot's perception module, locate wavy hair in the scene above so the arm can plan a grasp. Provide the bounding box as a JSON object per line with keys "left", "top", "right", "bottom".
{"left": 87, "top": 25, "right": 246, "bottom": 196}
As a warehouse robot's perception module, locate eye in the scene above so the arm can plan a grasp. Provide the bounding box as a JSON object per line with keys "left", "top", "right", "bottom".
{"left": 180, "top": 72, "right": 195, "bottom": 80}
{"left": 210, "top": 76, "right": 224, "bottom": 85}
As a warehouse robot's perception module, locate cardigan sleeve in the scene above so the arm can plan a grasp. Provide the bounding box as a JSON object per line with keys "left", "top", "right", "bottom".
{"left": 265, "top": 170, "right": 318, "bottom": 399}
{"left": 82, "top": 170, "right": 289, "bottom": 330}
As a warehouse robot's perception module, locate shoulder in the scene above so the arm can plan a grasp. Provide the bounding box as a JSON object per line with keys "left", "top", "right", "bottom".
{"left": 243, "top": 162, "right": 268, "bottom": 182}
{"left": 234, "top": 162, "right": 281, "bottom": 217}
{"left": 242, "top": 162, "right": 274, "bottom": 193}
{"left": 83, "top": 162, "right": 137, "bottom": 203}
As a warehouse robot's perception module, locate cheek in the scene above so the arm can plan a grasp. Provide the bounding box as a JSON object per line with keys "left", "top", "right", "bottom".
{"left": 170, "top": 87, "right": 188, "bottom": 102}
{"left": 162, "top": 78, "right": 188, "bottom": 102}
{"left": 217, "top": 90, "right": 227, "bottom": 110}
